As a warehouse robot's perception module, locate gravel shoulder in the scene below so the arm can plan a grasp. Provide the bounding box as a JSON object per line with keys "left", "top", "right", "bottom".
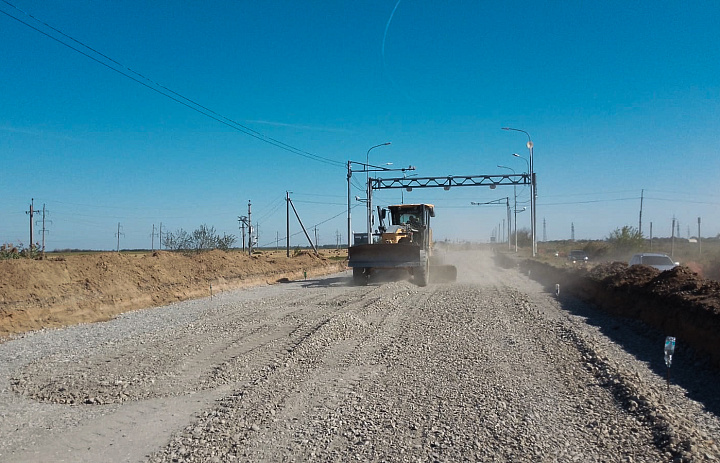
{"left": 1, "top": 250, "right": 719, "bottom": 462}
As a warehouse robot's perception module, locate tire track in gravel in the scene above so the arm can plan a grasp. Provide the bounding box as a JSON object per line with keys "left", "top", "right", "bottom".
{"left": 11, "top": 289, "right": 357, "bottom": 404}
{"left": 146, "top": 281, "right": 437, "bottom": 462}
{"left": 5, "top": 276, "right": 364, "bottom": 462}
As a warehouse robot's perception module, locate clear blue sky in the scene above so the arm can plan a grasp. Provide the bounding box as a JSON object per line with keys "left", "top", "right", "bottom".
{"left": 2, "top": 1, "right": 719, "bottom": 250}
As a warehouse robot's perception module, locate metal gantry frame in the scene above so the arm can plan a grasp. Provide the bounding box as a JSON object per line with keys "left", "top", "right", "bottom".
{"left": 365, "top": 173, "right": 531, "bottom": 243}
{"left": 347, "top": 161, "right": 415, "bottom": 248}
{"left": 503, "top": 127, "right": 536, "bottom": 256}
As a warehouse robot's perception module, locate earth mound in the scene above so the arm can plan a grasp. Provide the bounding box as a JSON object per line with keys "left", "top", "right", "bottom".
{"left": 0, "top": 250, "right": 345, "bottom": 339}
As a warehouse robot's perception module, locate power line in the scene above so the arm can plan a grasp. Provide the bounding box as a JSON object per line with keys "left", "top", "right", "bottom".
{"left": 293, "top": 199, "right": 346, "bottom": 206}
{"left": 259, "top": 206, "right": 350, "bottom": 248}
{"left": 540, "top": 197, "right": 638, "bottom": 206}
{"left": 644, "top": 196, "right": 720, "bottom": 206}
{"left": 0, "top": 1, "right": 344, "bottom": 168}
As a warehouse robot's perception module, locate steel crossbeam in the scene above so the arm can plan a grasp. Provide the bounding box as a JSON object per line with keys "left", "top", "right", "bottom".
{"left": 370, "top": 174, "right": 530, "bottom": 190}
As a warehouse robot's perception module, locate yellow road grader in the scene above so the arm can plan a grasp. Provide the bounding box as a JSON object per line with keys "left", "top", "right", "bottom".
{"left": 348, "top": 203, "right": 457, "bottom": 286}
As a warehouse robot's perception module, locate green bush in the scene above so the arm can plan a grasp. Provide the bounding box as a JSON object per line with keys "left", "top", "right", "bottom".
{"left": 162, "top": 225, "right": 236, "bottom": 253}
{"left": 607, "top": 226, "right": 645, "bottom": 254}
{"left": 1, "top": 243, "right": 21, "bottom": 259}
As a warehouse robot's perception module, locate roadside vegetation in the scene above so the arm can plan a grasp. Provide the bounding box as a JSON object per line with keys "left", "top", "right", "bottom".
{"left": 162, "top": 224, "right": 236, "bottom": 254}
{"left": 1, "top": 242, "right": 42, "bottom": 260}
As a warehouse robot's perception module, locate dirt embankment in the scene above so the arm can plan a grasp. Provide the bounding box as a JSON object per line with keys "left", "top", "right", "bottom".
{"left": 0, "top": 250, "right": 345, "bottom": 339}
{"left": 496, "top": 253, "right": 720, "bottom": 368}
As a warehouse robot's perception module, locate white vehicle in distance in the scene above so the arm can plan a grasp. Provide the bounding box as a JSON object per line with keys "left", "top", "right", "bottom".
{"left": 628, "top": 253, "right": 679, "bottom": 272}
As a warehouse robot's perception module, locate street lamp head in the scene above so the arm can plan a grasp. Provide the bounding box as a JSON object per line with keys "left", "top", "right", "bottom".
{"left": 512, "top": 153, "right": 520, "bottom": 158}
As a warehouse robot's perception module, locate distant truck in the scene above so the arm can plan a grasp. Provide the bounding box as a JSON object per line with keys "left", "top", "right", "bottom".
{"left": 348, "top": 203, "right": 456, "bottom": 286}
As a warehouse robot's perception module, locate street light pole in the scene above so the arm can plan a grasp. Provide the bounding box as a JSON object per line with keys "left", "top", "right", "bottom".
{"left": 347, "top": 160, "right": 352, "bottom": 249}
{"left": 512, "top": 153, "right": 529, "bottom": 174}
{"left": 365, "top": 143, "right": 391, "bottom": 244}
{"left": 498, "top": 165, "right": 517, "bottom": 252}
{"left": 505, "top": 197, "right": 511, "bottom": 251}
{"left": 503, "top": 128, "right": 535, "bottom": 256}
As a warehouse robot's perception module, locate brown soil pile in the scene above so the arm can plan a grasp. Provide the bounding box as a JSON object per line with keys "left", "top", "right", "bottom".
{"left": 588, "top": 262, "right": 720, "bottom": 314}
{"left": 509, "top": 254, "right": 720, "bottom": 368}
{"left": 0, "top": 250, "right": 346, "bottom": 339}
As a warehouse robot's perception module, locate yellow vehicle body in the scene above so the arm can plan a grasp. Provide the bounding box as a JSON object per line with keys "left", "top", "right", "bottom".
{"left": 349, "top": 203, "right": 455, "bottom": 286}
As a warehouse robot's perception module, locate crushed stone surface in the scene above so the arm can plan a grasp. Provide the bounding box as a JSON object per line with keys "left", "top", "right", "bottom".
{"left": 2, "top": 250, "right": 719, "bottom": 462}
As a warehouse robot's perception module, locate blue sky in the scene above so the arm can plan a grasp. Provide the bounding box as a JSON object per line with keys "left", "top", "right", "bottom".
{"left": 2, "top": 1, "right": 719, "bottom": 250}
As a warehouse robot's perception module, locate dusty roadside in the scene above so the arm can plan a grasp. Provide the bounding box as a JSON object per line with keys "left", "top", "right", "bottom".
{"left": 0, "top": 249, "right": 345, "bottom": 339}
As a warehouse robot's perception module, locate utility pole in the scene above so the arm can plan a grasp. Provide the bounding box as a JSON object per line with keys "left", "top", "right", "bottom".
{"left": 116, "top": 222, "right": 124, "bottom": 252}
{"left": 25, "top": 198, "right": 38, "bottom": 252}
{"left": 247, "top": 200, "right": 253, "bottom": 256}
{"left": 698, "top": 217, "right": 702, "bottom": 257}
{"left": 35, "top": 203, "right": 51, "bottom": 257}
{"left": 241, "top": 223, "right": 246, "bottom": 251}
{"left": 159, "top": 222, "right": 163, "bottom": 250}
{"left": 639, "top": 189, "right": 644, "bottom": 235}
{"left": 571, "top": 222, "right": 575, "bottom": 241}
{"left": 238, "top": 216, "right": 247, "bottom": 251}
{"left": 347, "top": 161, "right": 352, "bottom": 249}
{"left": 151, "top": 224, "right": 157, "bottom": 251}
{"left": 276, "top": 231, "right": 279, "bottom": 251}
{"left": 543, "top": 217, "right": 547, "bottom": 242}
{"left": 288, "top": 195, "right": 318, "bottom": 254}
{"left": 286, "top": 191, "right": 291, "bottom": 257}
{"left": 506, "top": 212, "right": 510, "bottom": 247}
{"left": 314, "top": 226, "right": 319, "bottom": 250}
{"left": 671, "top": 216, "right": 676, "bottom": 258}
{"left": 650, "top": 222, "right": 653, "bottom": 250}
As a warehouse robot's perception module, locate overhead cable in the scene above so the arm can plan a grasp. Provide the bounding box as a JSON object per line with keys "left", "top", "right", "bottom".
{"left": 0, "top": 1, "right": 344, "bottom": 167}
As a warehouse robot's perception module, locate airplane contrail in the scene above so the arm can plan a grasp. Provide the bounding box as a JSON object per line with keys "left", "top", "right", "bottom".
{"left": 381, "top": 0, "right": 418, "bottom": 104}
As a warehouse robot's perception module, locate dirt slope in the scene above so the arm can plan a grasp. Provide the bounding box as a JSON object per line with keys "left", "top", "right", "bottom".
{"left": 0, "top": 250, "right": 345, "bottom": 339}
{"left": 503, "top": 255, "right": 720, "bottom": 368}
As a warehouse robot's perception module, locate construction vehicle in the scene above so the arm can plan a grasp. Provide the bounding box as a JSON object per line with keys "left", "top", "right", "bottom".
{"left": 348, "top": 203, "right": 457, "bottom": 286}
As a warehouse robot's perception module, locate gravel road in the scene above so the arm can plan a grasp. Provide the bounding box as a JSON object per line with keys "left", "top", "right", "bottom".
{"left": 2, "top": 250, "right": 719, "bottom": 462}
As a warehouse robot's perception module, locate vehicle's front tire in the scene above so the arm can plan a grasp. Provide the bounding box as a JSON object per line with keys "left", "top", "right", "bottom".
{"left": 353, "top": 267, "right": 369, "bottom": 285}
{"left": 415, "top": 258, "right": 429, "bottom": 287}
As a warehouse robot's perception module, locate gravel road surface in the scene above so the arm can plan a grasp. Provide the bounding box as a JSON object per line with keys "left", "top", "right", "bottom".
{"left": 2, "top": 250, "right": 719, "bottom": 462}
